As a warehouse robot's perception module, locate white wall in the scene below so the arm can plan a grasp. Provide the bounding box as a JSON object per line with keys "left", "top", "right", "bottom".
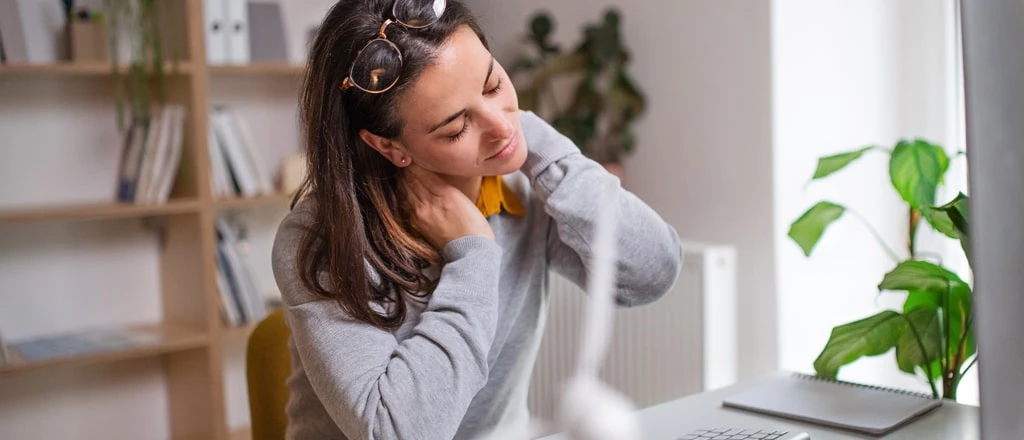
{"left": 772, "top": 0, "right": 976, "bottom": 402}
{"left": 472, "top": 0, "right": 779, "bottom": 381}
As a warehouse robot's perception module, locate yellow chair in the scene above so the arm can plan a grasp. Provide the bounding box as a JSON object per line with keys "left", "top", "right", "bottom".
{"left": 246, "top": 309, "right": 292, "bottom": 440}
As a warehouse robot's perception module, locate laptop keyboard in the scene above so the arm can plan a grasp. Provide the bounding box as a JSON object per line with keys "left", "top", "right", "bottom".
{"left": 678, "top": 427, "right": 809, "bottom": 440}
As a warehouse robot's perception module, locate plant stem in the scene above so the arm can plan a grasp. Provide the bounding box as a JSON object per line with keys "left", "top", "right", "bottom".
{"left": 904, "top": 314, "right": 940, "bottom": 398}
{"left": 941, "top": 281, "right": 957, "bottom": 398}
{"left": 948, "top": 304, "right": 970, "bottom": 399}
{"left": 909, "top": 208, "right": 920, "bottom": 258}
{"left": 846, "top": 207, "right": 902, "bottom": 263}
{"left": 960, "top": 356, "right": 978, "bottom": 377}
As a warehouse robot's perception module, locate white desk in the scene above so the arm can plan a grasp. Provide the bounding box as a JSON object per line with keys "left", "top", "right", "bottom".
{"left": 540, "top": 373, "right": 979, "bottom": 440}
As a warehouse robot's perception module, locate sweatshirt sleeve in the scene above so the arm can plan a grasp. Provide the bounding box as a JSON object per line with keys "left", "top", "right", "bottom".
{"left": 519, "top": 110, "right": 683, "bottom": 307}
{"left": 272, "top": 211, "right": 503, "bottom": 440}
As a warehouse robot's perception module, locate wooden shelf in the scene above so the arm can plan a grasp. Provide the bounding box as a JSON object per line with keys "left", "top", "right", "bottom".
{"left": 214, "top": 193, "right": 293, "bottom": 210}
{"left": 0, "top": 62, "right": 193, "bottom": 77}
{"left": 222, "top": 323, "right": 256, "bottom": 342}
{"left": 209, "top": 63, "right": 304, "bottom": 76}
{"left": 229, "top": 427, "right": 252, "bottom": 440}
{"left": 0, "top": 199, "right": 202, "bottom": 224}
{"left": 0, "top": 324, "right": 209, "bottom": 375}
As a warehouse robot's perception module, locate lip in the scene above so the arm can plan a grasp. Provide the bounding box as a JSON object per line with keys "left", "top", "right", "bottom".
{"left": 487, "top": 131, "right": 519, "bottom": 160}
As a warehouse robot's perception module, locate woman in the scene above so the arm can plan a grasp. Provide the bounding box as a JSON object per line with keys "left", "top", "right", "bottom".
{"left": 271, "top": 0, "right": 682, "bottom": 438}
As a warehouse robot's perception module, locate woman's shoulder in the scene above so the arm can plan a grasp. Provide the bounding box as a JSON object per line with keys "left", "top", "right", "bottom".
{"left": 270, "top": 197, "right": 318, "bottom": 294}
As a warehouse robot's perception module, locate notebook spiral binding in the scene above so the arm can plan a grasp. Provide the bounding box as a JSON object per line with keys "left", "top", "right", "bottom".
{"left": 792, "top": 372, "right": 940, "bottom": 400}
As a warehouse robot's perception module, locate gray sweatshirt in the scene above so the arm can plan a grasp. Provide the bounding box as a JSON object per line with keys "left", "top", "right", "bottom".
{"left": 271, "top": 111, "right": 683, "bottom": 440}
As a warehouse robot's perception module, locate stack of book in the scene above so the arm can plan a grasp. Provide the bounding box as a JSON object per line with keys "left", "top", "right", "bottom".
{"left": 214, "top": 218, "right": 268, "bottom": 327}
{"left": 0, "top": 327, "right": 162, "bottom": 367}
{"left": 115, "top": 104, "right": 188, "bottom": 204}
{"left": 208, "top": 105, "right": 277, "bottom": 199}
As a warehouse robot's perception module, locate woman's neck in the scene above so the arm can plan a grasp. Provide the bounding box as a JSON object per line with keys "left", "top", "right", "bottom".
{"left": 441, "top": 175, "right": 483, "bottom": 203}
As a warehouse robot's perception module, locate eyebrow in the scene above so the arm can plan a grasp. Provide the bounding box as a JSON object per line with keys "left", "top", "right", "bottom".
{"left": 427, "top": 58, "right": 497, "bottom": 134}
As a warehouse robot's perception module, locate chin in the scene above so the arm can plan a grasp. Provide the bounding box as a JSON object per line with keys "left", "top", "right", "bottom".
{"left": 496, "top": 139, "right": 528, "bottom": 175}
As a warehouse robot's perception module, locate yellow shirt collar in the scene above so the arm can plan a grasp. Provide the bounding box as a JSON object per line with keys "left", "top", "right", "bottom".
{"left": 476, "top": 176, "right": 525, "bottom": 218}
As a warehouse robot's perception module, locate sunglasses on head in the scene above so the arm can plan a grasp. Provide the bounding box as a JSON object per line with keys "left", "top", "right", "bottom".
{"left": 340, "top": 0, "right": 448, "bottom": 94}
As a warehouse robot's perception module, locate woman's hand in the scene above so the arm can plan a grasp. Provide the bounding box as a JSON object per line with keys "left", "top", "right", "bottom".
{"left": 402, "top": 165, "right": 495, "bottom": 250}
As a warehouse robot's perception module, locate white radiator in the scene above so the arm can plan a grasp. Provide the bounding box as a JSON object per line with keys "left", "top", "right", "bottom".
{"left": 527, "top": 242, "right": 738, "bottom": 425}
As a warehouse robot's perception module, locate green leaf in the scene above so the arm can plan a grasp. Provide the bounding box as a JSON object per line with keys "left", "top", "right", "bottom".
{"left": 878, "top": 260, "right": 969, "bottom": 295}
{"left": 812, "top": 147, "right": 876, "bottom": 180}
{"left": 814, "top": 311, "right": 905, "bottom": 378}
{"left": 935, "top": 193, "right": 971, "bottom": 263}
{"left": 921, "top": 206, "right": 958, "bottom": 239}
{"left": 889, "top": 139, "right": 950, "bottom": 209}
{"left": 788, "top": 202, "right": 846, "bottom": 256}
{"left": 896, "top": 306, "right": 942, "bottom": 373}
{"left": 899, "top": 271, "right": 975, "bottom": 365}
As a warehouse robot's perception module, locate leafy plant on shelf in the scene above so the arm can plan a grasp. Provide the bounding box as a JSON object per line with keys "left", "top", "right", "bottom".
{"left": 509, "top": 9, "right": 646, "bottom": 165}
{"left": 788, "top": 139, "right": 973, "bottom": 400}
{"left": 103, "top": 0, "right": 180, "bottom": 131}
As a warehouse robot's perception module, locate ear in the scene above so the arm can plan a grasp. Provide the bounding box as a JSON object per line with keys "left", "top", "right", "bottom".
{"left": 359, "top": 129, "right": 411, "bottom": 167}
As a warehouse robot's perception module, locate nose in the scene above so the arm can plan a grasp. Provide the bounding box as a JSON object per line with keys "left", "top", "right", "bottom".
{"left": 483, "top": 107, "right": 514, "bottom": 142}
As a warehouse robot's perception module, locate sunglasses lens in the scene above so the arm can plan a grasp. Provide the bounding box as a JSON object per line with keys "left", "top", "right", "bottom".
{"left": 393, "top": 0, "right": 446, "bottom": 28}
{"left": 350, "top": 39, "right": 403, "bottom": 93}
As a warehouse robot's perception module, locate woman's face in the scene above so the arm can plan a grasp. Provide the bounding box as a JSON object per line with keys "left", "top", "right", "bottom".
{"left": 390, "top": 25, "right": 528, "bottom": 178}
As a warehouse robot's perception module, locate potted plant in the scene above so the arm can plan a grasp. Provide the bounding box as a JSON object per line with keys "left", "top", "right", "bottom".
{"left": 788, "top": 139, "right": 974, "bottom": 400}
{"left": 103, "top": 0, "right": 179, "bottom": 131}
{"left": 509, "top": 9, "right": 646, "bottom": 179}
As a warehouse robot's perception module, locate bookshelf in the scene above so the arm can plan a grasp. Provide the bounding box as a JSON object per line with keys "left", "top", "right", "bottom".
{"left": 0, "top": 62, "right": 196, "bottom": 76}
{"left": 0, "top": 1, "right": 299, "bottom": 439}
{"left": 0, "top": 324, "right": 209, "bottom": 375}
{"left": 0, "top": 199, "right": 202, "bottom": 225}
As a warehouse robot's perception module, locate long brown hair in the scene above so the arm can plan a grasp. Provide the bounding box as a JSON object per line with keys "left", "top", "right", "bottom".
{"left": 293, "top": 0, "right": 489, "bottom": 330}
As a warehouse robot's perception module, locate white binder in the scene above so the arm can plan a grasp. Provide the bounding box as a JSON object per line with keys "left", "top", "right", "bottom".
{"left": 225, "top": 0, "right": 251, "bottom": 64}
{"left": 203, "top": 0, "right": 227, "bottom": 64}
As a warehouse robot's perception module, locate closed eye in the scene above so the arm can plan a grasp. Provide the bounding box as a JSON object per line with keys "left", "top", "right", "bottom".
{"left": 485, "top": 78, "right": 503, "bottom": 96}
{"left": 447, "top": 116, "right": 470, "bottom": 142}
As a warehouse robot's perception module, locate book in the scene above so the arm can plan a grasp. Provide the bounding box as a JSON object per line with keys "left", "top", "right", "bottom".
{"left": 248, "top": 1, "right": 289, "bottom": 63}
{"left": 5, "top": 328, "right": 161, "bottom": 363}
{"left": 721, "top": 372, "right": 942, "bottom": 436}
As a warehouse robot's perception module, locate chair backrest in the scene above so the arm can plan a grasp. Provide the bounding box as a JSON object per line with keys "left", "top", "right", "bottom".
{"left": 246, "top": 309, "right": 292, "bottom": 440}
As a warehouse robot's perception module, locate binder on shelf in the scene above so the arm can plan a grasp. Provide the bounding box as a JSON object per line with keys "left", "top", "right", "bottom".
{"left": 229, "top": 109, "right": 275, "bottom": 194}
{"left": 115, "top": 104, "right": 187, "bottom": 205}
{"left": 115, "top": 118, "right": 150, "bottom": 202}
{"left": 225, "top": 0, "right": 251, "bottom": 64}
{"left": 203, "top": 0, "right": 228, "bottom": 64}
{"left": 0, "top": 0, "right": 64, "bottom": 64}
{"left": 209, "top": 105, "right": 275, "bottom": 198}
{"left": 4, "top": 327, "right": 163, "bottom": 364}
{"left": 721, "top": 372, "right": 943, "bottom": 436}
{"left": 208, "top": 126, "right": 236, "bottom": 198}
{"left": 214, "top": 217, "right": 268, "bottom": 326}
{"left": 0, "top": 0, "right": 29, "bottom": 63}
{"left": 134, "top": 106, "right": 169, "bottom": 203}
{"left": 248, "top": 1, "right": 289, "bottom": 63}
{"left": 215, "top": 265, "right": 243, "bottom": 326}
{"left": 149, "top": 105, "right": 187, "bottom": 204}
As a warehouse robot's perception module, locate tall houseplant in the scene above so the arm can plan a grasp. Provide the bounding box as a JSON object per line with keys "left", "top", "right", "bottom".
{"left": 788, "top": 139, "right": 974, "bottom": 400}
{"left": 510, "top": 9, "right": 646, "bottom": 172}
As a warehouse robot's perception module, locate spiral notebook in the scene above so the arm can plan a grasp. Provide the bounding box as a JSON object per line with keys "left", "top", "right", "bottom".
{"left": 721, "top": 372, "right": 942, "bottom": 436}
